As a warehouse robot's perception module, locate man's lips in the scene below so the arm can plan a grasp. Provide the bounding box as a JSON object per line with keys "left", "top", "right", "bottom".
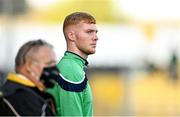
{"left": 90, "top": 44, "right": 96, "bottom": 47}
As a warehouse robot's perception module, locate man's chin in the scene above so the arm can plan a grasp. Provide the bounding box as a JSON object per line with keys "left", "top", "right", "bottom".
{"left": 88, "top": 50, "right": 96, "bottom": 55}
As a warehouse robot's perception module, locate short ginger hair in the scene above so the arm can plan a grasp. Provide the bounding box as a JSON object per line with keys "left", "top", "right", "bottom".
{"left": 63, "top": 12, "right": 96, "bottom": 36}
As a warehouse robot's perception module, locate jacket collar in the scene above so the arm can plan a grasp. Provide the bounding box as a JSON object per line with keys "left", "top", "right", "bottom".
{"left": 7, "top": 72, "right": 36, "bottom": 87}
{"left": 65, "top": 51, "right": 89, "bottom": 66}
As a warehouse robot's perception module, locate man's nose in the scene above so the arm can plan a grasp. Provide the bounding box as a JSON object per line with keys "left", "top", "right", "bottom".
{"left": 93, "top": 34, "right": 98, "bottom": 41}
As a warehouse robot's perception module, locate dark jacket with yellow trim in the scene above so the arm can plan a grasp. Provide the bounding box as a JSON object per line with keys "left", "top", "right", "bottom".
{"left": 0, "top": 72, "right": 55, "bottom": 116}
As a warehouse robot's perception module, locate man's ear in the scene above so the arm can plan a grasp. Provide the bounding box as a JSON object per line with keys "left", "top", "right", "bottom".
{"left": 25, "top": 59, "right": 33, "bottom": 72}
{"left": 67, "top": 31, "right": 76, "bottom": 41}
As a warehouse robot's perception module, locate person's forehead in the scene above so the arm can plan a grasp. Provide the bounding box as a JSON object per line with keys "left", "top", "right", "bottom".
{"left": 34, "top": 46, "right": 56, "bottom": 66}
{"left": 79, "top": 20, "right": 96, "bottom": 25}
{"left": 77, "top": 22, "right": 97, "bottom": 29}
{"left": 34, "top": 46, "right": 55, "bottom": 59}
{"left": 36, "top": 46, "right": 52, "bottom": 52}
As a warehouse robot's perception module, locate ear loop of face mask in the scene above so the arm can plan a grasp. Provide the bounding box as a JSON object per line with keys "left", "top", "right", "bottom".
{"left": 29, "top": 59, "right": 41, "bottom": 80}
{"left": 24, "top": 46, "right": 40, "bottom": 81}
{"left": 30, "top": 70, "right": 39, "bottom": 80}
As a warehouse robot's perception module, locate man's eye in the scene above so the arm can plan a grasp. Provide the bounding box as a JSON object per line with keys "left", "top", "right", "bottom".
{"left": 46, "top": 62, "right": 56, "bottom": 67}
{"left": 87, "top": 31, "right": 93, "bottom": 34}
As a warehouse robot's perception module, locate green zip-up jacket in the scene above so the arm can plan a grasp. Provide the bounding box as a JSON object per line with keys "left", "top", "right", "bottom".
{"left": 47, "top": 51, "right": 93, "bottom": 116}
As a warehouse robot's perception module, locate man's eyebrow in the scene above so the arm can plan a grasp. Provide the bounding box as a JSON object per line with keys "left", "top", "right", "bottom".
{"left": 46, "top": 60, "right": 56, "bottom": 65}
{"left": 87, "top": 29, "right": 98, "bottom": 33}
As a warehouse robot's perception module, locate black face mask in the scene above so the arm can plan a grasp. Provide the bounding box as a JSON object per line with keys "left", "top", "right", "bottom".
{"left": 40, "top": 65, "right": 60, "bottom": 88}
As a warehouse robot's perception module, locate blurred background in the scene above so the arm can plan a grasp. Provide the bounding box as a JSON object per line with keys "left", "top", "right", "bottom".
{"left": 1, "top": 0, "right": 180, "bottom": 116}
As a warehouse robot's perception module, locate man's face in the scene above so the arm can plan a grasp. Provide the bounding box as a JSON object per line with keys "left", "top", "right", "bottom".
{"left": 74, "top": 21, "right": 98, "bottom": 56}
{"left": 30, "top": 46, "right": 56, "bottom": 79}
